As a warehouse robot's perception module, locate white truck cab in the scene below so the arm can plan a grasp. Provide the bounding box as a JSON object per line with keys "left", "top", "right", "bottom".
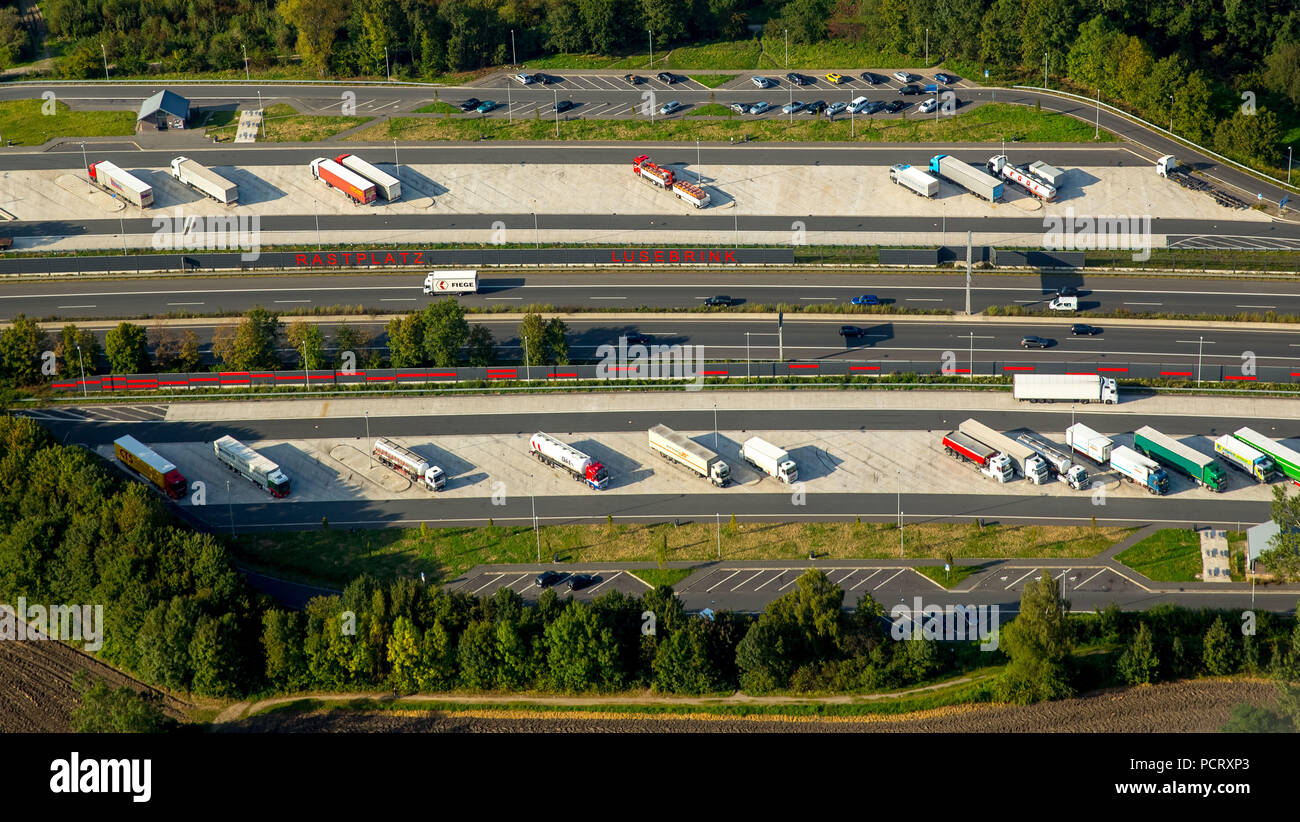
{"left": 1049, "top": 294, "right": 1077, "bottom": 311}
{"left": 423, "top": 270, "right": 478, "bottom": 295}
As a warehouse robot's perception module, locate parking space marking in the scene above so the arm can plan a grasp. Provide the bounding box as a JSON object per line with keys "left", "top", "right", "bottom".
{"left": 779, "top": 573, "right": 805, "bottom": 591}
{"left": 1074, "top": 569, "right": 1107, "bottom": 590}
{"left": 1005, "top": 568, "right": 1040, "bottom": 590}
{"left": 753, "top": 571, "right": 786, "bottom": 591}
{"left": 588, "top": 571, "right": 621, "bottom": 593}
{"left": 469, "top": 573, "right": 504, "bottom": 594}
{"left": 873, "top": 569, "right": 905, "bottom": 589}
{"left": 850, "top": 569, "right": 882, "bottom": 590}
{"left": 833, "top": 569, "right": 858, "bottom": 586}
{"left": 508, "top": 574, "right": 535, "bottom": 591}
{"left": 730, "top": 570, "right": 765, "bottom": 591}
{"left": 706, "top": 570, "right": 742, "bottom": 592}
{"left": 1055, "top": 568, "right": 1072, "bottom": 582}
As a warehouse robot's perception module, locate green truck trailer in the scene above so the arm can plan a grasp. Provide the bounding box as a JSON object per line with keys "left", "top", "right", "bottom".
{"left": 1232, "top": 427, "right": 1300, "bottom": 482}
{"left": 1132, "top": 426, "right": 1226, "bottom": 491}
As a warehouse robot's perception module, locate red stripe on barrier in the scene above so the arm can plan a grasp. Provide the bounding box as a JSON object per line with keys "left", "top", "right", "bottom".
{"left": 365, "top": 375, "right": 395, "bottom": 382}
{"left": 219, "top": 372, "right": 250, "bottom": 376}
{"left": 1224, "top": 375, "right": 1257, "bottom": 381}
{"left": 788, "top": 364, "right": 819, "bottom": 369}
{"left": 952, "top": 369, "right": 971, "bottom": 374}
{"left": 549, "top": 373, "right": 578, "bottom": 378}
{"left": 701, "top": 370, "right": 728, "bottom": 375}
{"left": 52, "top": 382, "right": 75, "bottom": 388}
{"left": 1096, "top": 368, "right": 1128, "bottom": 372}
{"left": 308, "top": 375, "right": 332, "bottom": 380}
{"left": 1003, "top": 366, "right": 1034, "bottom": 371}
{"left": 428, "top": 372, "right": 458, "bottom": 378}
{"left": 160, "top": 380, "right": 189, "bottom": 386}
{"left": 1160, "top": 371, "right": 1192, "bottom": 376}
{"left": 273, "top": 375, "right": 302, "bottom": 381}
{"left": 849, "top": 366, "right": 880, "bottom": 371}
{"left": 251, "top": 372, "right": 274, "bottom": 379}
{"left": 397, "top": 373, "right": 426, "bottom": 378}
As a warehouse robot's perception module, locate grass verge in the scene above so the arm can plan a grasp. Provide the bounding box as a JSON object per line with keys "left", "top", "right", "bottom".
{"left": 0, "top": 99, "right": 135, "bottom": 146}
{"left": 205, "top": 103, "right": 369, "bottom": 143}
{"left": 630, "top": 568, "right": 695, "bottom": 588}
{"left": 688, "top": 74, "right": 737, "bottom": 88}
{"left": 230, "top": 520, "right": 1133, "bottom": 588}
{"left": 414, "top": 101, "right": 461, "bottom": 115}
{"left": 913, "top": 565, "right": 981, "bottom": 589}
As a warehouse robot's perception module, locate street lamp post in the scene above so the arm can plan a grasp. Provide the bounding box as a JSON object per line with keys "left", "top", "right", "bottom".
{"left": 1197, "top": 335, "right": 1204, "bottom": 385}
{"left": 314, "top": 199, "right": 321, "bottom": 249}
{"left": 1289, "top": 146, "right": 1293, "bottom": 185}
{"left": 523, "top": 334, "right": 530, "bottom": 381}
{"left": 533, "top": 210, "right": 539, "bottom": 249}
{"left": 784, "top": 29, "right": 788, "bottom": 69}
{"left": 507, "top": 80, "right": 512, "bottom": 123}
{"left": 257, "top": 89, "right": 264, "bottom": 137}
{"left": 925, "top": 28, "right": 929, "bottom": 64}
{"left": 530, "top": 474, "right": 540, "bottom": 561}
{"left": 102, "top": 43, "right": 109, "bottom": 81}
{"left": 553, "top": 88, "right": 559, "bottom": 138}
{"left": 696, "top": 138, "right": 701, "bottom": 182}
{"left": 1043, "top": 52, "right": 1047, "bottom": 89}
{"left": 1095, "top": 88, "right": 1100, "bottom": 139}
{"left": 648, "top": 30, "right": 653, "bottom": 69}
{"left": 511, "top": 30, "right": 517, "bottom": 66}
{"left": 393, "top": 139, "right": 399, "bottom": 177}
{"left": 745, "top": 332, "right": 750, "bottom": 382}
{"left": 713, "top": 402, "right": 718, "bottom": 451}
{"left": 384, "top": 46, "right": 390, "bottom": 81}
{"left": 80, "top": 141, "right": 88, "bottom": 182}
{"left": 75, "top": 343, "right": 87, "bottom": 398}
{"left": 242, "top": 43, "right": 250, "bottom": 81}
{"left": 1169, "top": 94, "right": 1174, "bottom": 132}
{"left": 365, "top": 410, "right": 371, "bottom": 468}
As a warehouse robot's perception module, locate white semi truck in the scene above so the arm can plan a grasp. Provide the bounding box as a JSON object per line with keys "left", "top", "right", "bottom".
{"left": 1015, "top": 432, "right": 1089, "bottom": 490}
{"left": 423, "top": 270, "right": 478, "bottom": 295}
{"left": 87, "top": 161, "right": 153, "bottom": 208}
{"left": 372, "top": 437, "right": 446, "bottom": 491}
{"left": 649, "top": 425, "right": 730, "bottom": 487}
{"left": 739, "top": 437, "right": 798, "bottom": 484}
{"left": 1109, "top": 445, "right": 1170, "bottom": 495}
{"left": 170, "top": 157, "right": 238, "bottom": 204}
{"left": 1013, "top": 374, "right": 1118, "bottom": 404}
{"left": 530, "top": 432, "right": 610, "bottom": 490}
{"left": 889, "top": 164, "right": 939, "bottom": 197}
{"left": 1065, "top": 423, "right": 1113, "bottom": 464}
{"left": 213, "top": 435, "right": 290, "bottom": 497}
{"left": 958, "top": 418, "right": 1050, "bottom": 483}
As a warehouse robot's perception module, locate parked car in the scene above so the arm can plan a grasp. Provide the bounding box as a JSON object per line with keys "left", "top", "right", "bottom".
{"left": 786, "top": 72, "right": 812, "bottom": 86}
{"left": 657, "top": 72, "right": 678, "bottom": 84}
{"left": 825, "top": 72, "right": 845, "bottom": 84}
{"left": 934, "top": 72, "right": 959, "bottom": 85}
{"left": 660, "top": 100, "right": 682, "bottom": 115}
{"left": 884, "top": 100, "right": 906, "bottom": 113}
{"left": 1020, "top": 335, "right": 1052, "bottom": 349}
{"left": 705, "top": 295, "right": 734, "bottom": 307}
{"left": 804, "top": 100, "right": 827, "bottom": 114}
{"left": 839, "top": 325, "right": 867, "bottom": 338}
{"left": 1070, "top": 324, "right": 1102, "bottom": 336}
{"left": 623, "top": 332, "right": 652, "bottom": 346}
{"left": 555, "top": 99, "right": 575, "bottom": 113}
{"left": 749, "top": 101, "right": 772, "bottom": 114}
{"left": 514, "top": 73, "right": 535, "bottom": 85}
{"left": 475, "top": 100, "right": 498, "bottom": 113}
{"left": 861, "top": 72, "right": 884, "bottom": 85}
{"left": 624, "top": 74, "right": 644, "bottom": 85}
{"left": 535, "top": 571, "right": 561, "bottom": 588}
{"left": 729, "top": 102, "right": 750, "bottom": 114}
{"left": 459, "top": 97, "right": 481, "bottom": 112}
{"left": 917, "top": 97, "right": 939, "bottom": 113}
{"left": 893, "top": 71, "right": 919, "bottom": 83}
{"left": 848, "top": 96, "right": 870, "bottom": 112}
{"left": 824, "top": 101, "right": 848, "bottom": 116}
{"left": 851, "top": 294, "right": 880, "bottom": 306}
{"left": 566, "top": 573, "right": 594, "bottom": 591}
{"left": 534, "top": 72, "right": 555, "bottom": 84}
{"left": 897, "top": 84, "right": 923, "bottom": 95}
{"left": 752, "top": 75, "right": 775, "bottom": 88}
{"left": 863, "top": 100, "right": 887, "bottom": 114}
{"left": 782, "top": 101, "right": 805, "bottom": 114}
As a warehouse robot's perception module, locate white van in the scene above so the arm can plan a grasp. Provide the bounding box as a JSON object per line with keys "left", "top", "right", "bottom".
{"left": 849, "top": 95, "right": 869, "bottom": 111}
{"left": 423, "top": 270, "right": 478, "bottom": 295}
{"left": 1049, "top": 295, "right": 1078, "bottom": 311}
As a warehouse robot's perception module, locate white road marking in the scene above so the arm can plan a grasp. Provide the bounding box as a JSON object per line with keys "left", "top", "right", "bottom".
{"left": 753, "top": 571, "right": 785, "bottom": 591}
{"left": 1124, "top": 302, "right": 1162, "bottom": 306}
{"left": 1005, "top": 568, "right": 1039, "bottom": 589}
{"left": 57, "top": 304, "right": 95, "bottom": 308}
{"left": 850, "top": 569, "right": 882, "bottom": 590}
{"left": 1074, "top": 569, "right": 1107, "bottom": 589}
{"left": 167, "top": 302, "right": 204, "bottom": 306}
{"left": 706, "top": 570, "right": 742, "bottom": 592}
{"left": 730, "top": 570, "right": 765, "bottom": 591}
{"left": 1236, "top": 305, "right": 1276, "bottom": 309}
{"left": 274, "top": 299, "right": 311, "bottom": 303}
{"left": 873, "top": 569, "right": 905, "bottom": 589}
{"left": 380, "top": 298, "right": 418, "bottom": 301}
{"left": 588, "top": 571, "right": 621, "bottom": 592}
{"left": 468, "top": 573, "right": 504, "bottom": 594}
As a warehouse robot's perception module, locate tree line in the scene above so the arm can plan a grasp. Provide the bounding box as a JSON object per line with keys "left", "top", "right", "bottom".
{"left": 0, "top": 303, "right": 573, "bottom": 385}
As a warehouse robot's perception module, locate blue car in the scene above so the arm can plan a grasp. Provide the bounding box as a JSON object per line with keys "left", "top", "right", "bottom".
{"left": 476, "top": 100, "right": 498, "bottom": 113}
{"left": 851, "top": 294, "right": 880, "bottom": 306}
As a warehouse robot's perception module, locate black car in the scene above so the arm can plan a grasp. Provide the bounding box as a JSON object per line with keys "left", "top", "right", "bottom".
{"left": 786, "top": 72, "right": 811, "bottom": 85}
{"left": 860, "top": 72, "right": 883, "bottom": 85}
{"left": 804, "top": 100, "right": 827, "bottom": 114}
{"left": 657, "top": 72, "right": 677, "bottom": 84}
{"left": 839, "top": 325, "right": 866, "bottom": 338}
{"left": 1056, "top": 285, "right": 1079, "bottom": 297}
{"left": 1070, "top": 324, "right": 1102, "bottom": 336}
{"left": 705, "top": 295, "right": 733, "bottom": 307}
{"left": 884, "top": 100, "right": 906, "bottom": 113}
{"left": 555, "top": 99, "right": 575, "bottom": 113}
{"left": 535, "top": 571, "right": 561, "bottom": 588}
{"left": 1020, "top": 335, "right": 1052, "bottom": 349}
{"left": 897, "top": 84, "right": 923, "bottom": 95}
{"left": 533, "top": 73, "right": 553, "bottom": 84}
{"left": 863, "top": 100, "right": 886, "bottom": 115}
{"left": 624, "top": 74, "right": 644, "bottom": 85}
{"left": 623, "top": 332, "right": 651, "bottom": 345}
{"left": 566, "top": 573, "right": 593, "bottom": 591}
{"left": 459, "top": 97, "right": 481, "bottom": 111}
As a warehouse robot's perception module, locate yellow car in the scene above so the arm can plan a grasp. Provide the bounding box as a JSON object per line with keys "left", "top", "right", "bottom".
{"left": 825, "top": 72, "right": 844, "bottom": 84}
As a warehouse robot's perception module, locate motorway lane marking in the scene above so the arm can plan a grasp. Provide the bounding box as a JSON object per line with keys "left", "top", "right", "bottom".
{"left": 57, "top": 304, "right": 95, "bottom": 308}
{"left": 274, "top": 299, "right": 311, "bottom": 303}
{"left": 706, "top": 570, "right": 742, "bottom": 592}
{"left": 485, "top": 297, "right": 521, "bottom": 300}
{"left": 167, "top": 302, "right": 205, "bottom": 306}
{"left": 850, "top": 569, "right": 882, "bottom": 590}
{"left": 1176, "top": 340, "right": 1214, "bottom": 344}
{"left": 1074, "top": 569, "right": 1107, "bottom": 590}
{"left": 730, "top": 570, "right": 765, "bottom": 591}
{"left": 800, "top": 297, "right": 835, "bottom": 301}
{"left": 1125, "top": 302, "right": 1162, "bottom": 306}
{"left": 873, "top": 569, "right": 905, "bottom": 589}
{"left": 590, "top": 296, "right": 627, "bottom": 300}
{"left": 1236, "top": 305, "right": 1276, "bottom": 309}
{"left": 380, "top": 298, "right": 418, "bottom": 301}
{"left": 1005, "top": 568, "right": 1039, "bottom": 590}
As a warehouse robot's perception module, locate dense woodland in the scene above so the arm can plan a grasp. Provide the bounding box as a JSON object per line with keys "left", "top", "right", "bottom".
{"left": 0, "top": 1, "right": 1293, "bottom": 167}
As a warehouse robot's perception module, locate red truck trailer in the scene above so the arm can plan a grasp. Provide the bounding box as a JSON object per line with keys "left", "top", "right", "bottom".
{"left": 310, "top": 158, "right": 376, "bottom": 204}
{"left": 633, "top": 154, "right": 674, "bottom": 189}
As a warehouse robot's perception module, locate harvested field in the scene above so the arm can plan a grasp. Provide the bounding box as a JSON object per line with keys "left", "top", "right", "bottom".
{"left": 0, "top": 635, "right": 191, "bottom": 732}
{"left": 219, "top": 679, "right": 1278, "bottom": 733}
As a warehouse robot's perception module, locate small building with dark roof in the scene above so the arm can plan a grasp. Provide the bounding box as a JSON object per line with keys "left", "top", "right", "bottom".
{"left": 136, "top": 90, "right": 190, "bottom": 132}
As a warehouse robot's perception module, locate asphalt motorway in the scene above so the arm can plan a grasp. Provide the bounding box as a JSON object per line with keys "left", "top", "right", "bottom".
{"left": 9, "top": 271, "right": 1300, "bottom": 320}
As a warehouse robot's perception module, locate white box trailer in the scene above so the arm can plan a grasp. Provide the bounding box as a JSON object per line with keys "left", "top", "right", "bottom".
{"left": 87, "top": 161, "right": 153, "bottom": 207}
{"left": 958, "top": 418, "right": 1050, "bottom": 483}
{"left": 1013, "top": 374, "right": 1118, "bottom": 404}
{"left": 1065, "top": 422, "right": 1113, "bottom": 464}
{"left": 214, "top": 435, "right": 290, "bottom": 497}
{"left": 335, "top": 153, "right": 401, "bottom": 201}
{"left": 928, "top": 154, "right": 1003, "bottom": 201}
{"left": 740, "top": 437, "right": 797, "bottom": 483}
{"left": 170, "top": 157, "right": 238, "bottom": 204}
{"left": 649, "top": 424, "right": 730, "bottom": 487}
{"left": 372, "top": 437, "right": 445, "bottom": 491}
{"left": 1028, "top": 160, "right": 1066, "bottom": 186}
{"left": 423, "top": 270, "right": 478, "bottom": 295}
{"left": 889, "top": 164, "right": 939, "bottom": 197}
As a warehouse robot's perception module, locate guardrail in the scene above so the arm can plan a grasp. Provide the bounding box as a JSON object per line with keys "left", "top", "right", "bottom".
{"left": 49, "top": 359, "right": 1294, "bottom": 394}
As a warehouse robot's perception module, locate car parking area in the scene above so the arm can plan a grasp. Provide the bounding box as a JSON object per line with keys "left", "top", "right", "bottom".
{"left": 448, "top": 567, "right": 651, "bottom": 601}
{"left": 966, "top": 565, "right": 1143, "bottom": 595}
{"left": 676, "top": 565, "right": 928, "bottom": 597}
